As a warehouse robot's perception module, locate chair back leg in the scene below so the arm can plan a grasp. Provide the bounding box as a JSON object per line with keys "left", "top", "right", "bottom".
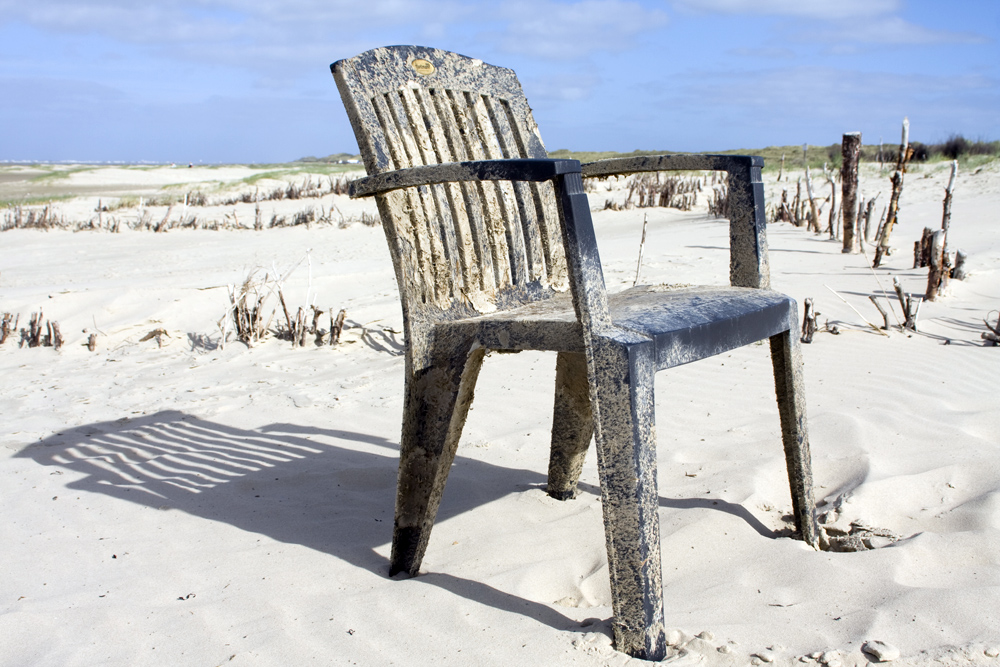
{"left": 547, "top": 351, "right": 594, "bottom": 500}
{"left": 769, "top": 326, "right": 820, "bottom": 548}
{"left": 588, "top": 336, "right": 667, "bottom": 661}
{"left": 390, "top": 341, "right": 486, "bottom": 576}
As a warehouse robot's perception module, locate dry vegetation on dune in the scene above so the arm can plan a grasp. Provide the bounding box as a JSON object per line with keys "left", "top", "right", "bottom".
{"left": 0, "top": 164, "right": 376, "bottom": 233}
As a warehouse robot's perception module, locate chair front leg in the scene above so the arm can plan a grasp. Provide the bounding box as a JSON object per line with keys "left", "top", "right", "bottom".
{"left": 769, "top": 322, "right": 820, "bottom": 548}
{"left": 547, "top": 351, "right": 594, "bottom": 500}
{"left": 390, "top": 338, "right": 486, "bottom": 577}
{"left": 588, "top": 335, "right": 667, "bottom": 661}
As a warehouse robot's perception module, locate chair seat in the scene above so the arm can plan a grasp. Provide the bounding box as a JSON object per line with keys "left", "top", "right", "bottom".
{"left": 449, "top": 285, "right": 795, "bottom": 369}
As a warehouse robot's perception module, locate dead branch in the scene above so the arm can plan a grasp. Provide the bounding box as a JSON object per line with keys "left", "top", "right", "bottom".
{"left": 893, "top": 277, "right": 921, "bottom": 331}
{"left": 868, "top": 296, "right": 891, "bottom": 330}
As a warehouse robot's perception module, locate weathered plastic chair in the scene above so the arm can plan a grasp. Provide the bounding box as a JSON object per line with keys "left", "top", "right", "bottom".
{"left": 332, "top": 46, "right": 818, "bottom": 660}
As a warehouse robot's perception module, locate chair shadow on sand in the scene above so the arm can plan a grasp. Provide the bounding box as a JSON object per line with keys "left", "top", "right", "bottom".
{"left": 16, "top": 410, "right": 779, "bottom": 632}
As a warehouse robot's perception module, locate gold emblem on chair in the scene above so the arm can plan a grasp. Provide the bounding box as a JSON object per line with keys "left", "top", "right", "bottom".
{"left": 411, "top": 58, "right": 435, "bottom": 75}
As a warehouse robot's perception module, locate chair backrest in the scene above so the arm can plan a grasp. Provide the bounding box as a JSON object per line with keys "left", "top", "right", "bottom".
{"left": 332, "top": 46, "right": 569, "bottom": 319}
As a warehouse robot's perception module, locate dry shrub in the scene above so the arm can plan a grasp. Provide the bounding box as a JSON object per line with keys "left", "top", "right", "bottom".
{"left": 222, "top": 271, "right": 274, "bottom": 347}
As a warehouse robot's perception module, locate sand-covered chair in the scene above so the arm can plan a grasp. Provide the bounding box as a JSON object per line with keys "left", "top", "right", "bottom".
{"left": 331, "top": 45, "right": 818, "bottom": 660}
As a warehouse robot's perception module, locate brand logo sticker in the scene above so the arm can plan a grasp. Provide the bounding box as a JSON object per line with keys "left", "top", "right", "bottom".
{"left": 411, "top": 59, "right": 435, "bottom": 76}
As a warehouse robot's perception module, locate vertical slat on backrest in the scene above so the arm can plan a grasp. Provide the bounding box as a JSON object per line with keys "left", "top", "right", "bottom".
{"left": 483, "top": 96, "right": 546, "bottom": 284}
{"left": 466, "top": 92, "right": 529, "bottom": 287}
{"left": 369, "top": 93, "right": 431, "bottom": 305}
{"left": 497, "top": 99, "right": 568, "bottom": 289}
{"left": 383, "top": 90, "right": 452, "bottom": 306}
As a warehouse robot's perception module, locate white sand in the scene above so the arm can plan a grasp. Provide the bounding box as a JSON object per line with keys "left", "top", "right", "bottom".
{"left": 2, "top": 161, "right": 999, "bottom": 666}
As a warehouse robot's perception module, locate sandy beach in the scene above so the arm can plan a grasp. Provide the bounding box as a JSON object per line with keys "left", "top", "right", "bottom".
{"left": 2, "top": 158, "right": 999, "bottom": 666}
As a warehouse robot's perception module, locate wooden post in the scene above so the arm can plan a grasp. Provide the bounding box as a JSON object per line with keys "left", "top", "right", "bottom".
{"left": 778, "top": 189, "right": 791, "bottom": 222}
{"left": 925, "top": 230, "right": 946, "bottom": 301}
{"left": 278, "top": 289, "right": 294, "bottom": 340}
{"left": 50, "top": 322, "right": 63, "bottom": 349}
{"left": 863, "top": 196, "right": 877, "bottom": 243}
{"left": 330, "top": 308, "right": 346, "bottom": 345}
{"left": 801, "top": 299, "right": 818, "bottom": 343}
{"left": 793, "top": 178, "right": 802, "bottom": 227}
{"left": 855, "top": 199, "right": 864, "bottom": 247}
{"left": 874, "top": 118, "right": 912, "bottom": 268}
{"left": 952, "top": 250, "right": 968, "bottom": 281}
{"left": 633, "top": 213, "right": 648, "bottom": 287}
{"left": 823, "top": 163, "right": 837, "bottom": 238}
{"left": 778, "top": 153, "right": 785, "bottom": 182}
{"left": 804, "top": 167, "right": 821, "bottom": 233}
{"left": 941, "top": 160, "right": 957, "bottom": 244}
{"left": 0, "top": 312, "right": 16, "bottom": 345}
{"left": 841, "top": 132, "right": 861, "bottom": 253}
{"left": 914, "top": 227, "right": 934, "bottom": 268}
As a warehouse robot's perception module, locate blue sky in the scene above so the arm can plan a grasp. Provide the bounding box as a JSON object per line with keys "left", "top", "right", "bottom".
{"left": 1, "top": 0, "right": 997, "bottom": 163}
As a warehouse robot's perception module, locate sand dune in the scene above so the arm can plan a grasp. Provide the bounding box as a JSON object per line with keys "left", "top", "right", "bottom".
{"left": 2, "top": 159, "right": 999, "bottom": 666}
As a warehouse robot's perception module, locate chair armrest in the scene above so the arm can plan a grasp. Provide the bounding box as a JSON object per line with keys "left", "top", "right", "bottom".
{"left": 350, "top": 159, "right": 582, "bottom": 198}
{"left": 582, "top": 154, "right": 770, "bottom": 290}
{"left": 581, "top": 154, "right": 761, "bottom": 178}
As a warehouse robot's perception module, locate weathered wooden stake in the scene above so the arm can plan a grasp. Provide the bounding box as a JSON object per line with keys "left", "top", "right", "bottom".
{"left": 915, "top": 227, "right": 934, "bottom": 268}
{"left": 952, "top": 250, "right": 968, "bottom": 281}
{"left": 27, "top": 311, "right": 43, "bottom": 347}
{"left": 330, "top": 308, "right": 346, "bottom": 345}
{"left": 778, "top": 153, "right": 785, "bottom": 182}
{"left": 633, "top": 213, "right": 648, "bottom": 287}
{"left": 278, "top": 289, "right": 294, "bottom": 338}
{"left": 793, "top": 179, "right": 803, "bottom": 226}
{"left": 823, "top": 163, "right": 838, "bottom": 237}
{"left": 805, "top": 167, "right": 821, "bottom": 233}
{"left": 874, "top": 118, "right": 912, "bottom": 267}
{"left": 893, "top": 277, "right": 921, "bottom": 331}
{"left": 801, "top": 299, "right": 818, "bottom": 343}
{"left": 0, "top": 312, "right": 16, "bottom": 344}
{"left": 841, "top": 132, "right": 861, "bottom": 253}
{"left": 925, "top": 230, "right": 946, "bottom": 301}
{"left": 88, "top": 333, "right": 98, "bottom": 352}
{"left": 941, "top": 160, "right": 957, "bottom": 238}
{"left": 855, "top": 198, "right": 864, "bottom": 247}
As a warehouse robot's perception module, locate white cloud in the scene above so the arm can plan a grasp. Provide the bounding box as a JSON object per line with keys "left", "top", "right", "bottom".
{"left": 669, "top": 0, "right": 900, "bottom": 20}
{"left": 669, "top": 0, "right": 989, "bottom": 46}
{"left": 494, "top": 0, "right": 668, "bottom": 59}
{"left": 521, "top": 72, "right": 602, "bottom": 102}
{"left": 0, "top": 0, "right": 668, "bottom": 77}
{"left": 663, "top": 65, "right": 998, "bottom": 134}
{"left": 821, "top": 16, "right": 988, "bottom": 45}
